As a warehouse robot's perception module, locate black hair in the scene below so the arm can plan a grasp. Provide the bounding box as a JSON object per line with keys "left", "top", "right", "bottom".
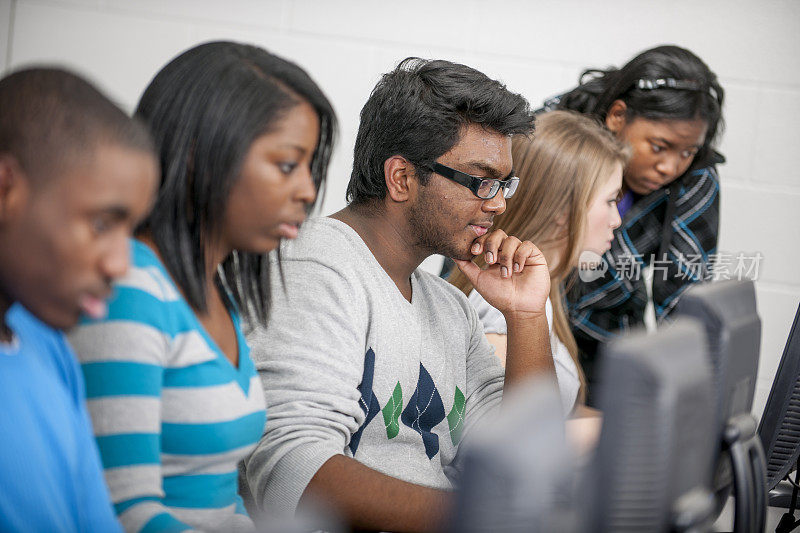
{"left": 0, "top": 67, "right": 154, "bottom": 181}
{"left": 554, "top": 45, "right": 724, "bottom": 168}
{"left": 134, "top": 40, "right": 337, "bottom": 323}
{"left": 347, "top": 57, "right": 535, "bottom": 205}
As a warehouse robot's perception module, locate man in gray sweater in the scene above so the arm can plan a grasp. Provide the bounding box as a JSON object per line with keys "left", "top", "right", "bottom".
{"left": 244, "top": 57, "right": 555, "bottom": 532}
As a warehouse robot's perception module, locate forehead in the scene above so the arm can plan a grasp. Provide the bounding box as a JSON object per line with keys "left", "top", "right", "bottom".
{"left": 439, "top": 123, "right": 513, "bottom": 176}
{"left": 256, "top": 100, "right": 319, "bottom": 146}
{"left": 629, "top": 117, "right": 708, "bottom": 146}
{"left": 599, "top": 163, "right": 623, "bottom": 191}
{"left": 47, "top": 144, "right": 157, "bottom": 206}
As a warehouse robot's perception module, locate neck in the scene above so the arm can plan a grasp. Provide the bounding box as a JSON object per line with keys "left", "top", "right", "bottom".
{"left": 331, "top": 204, "right": 424, "bottom": 300}
{"left": 204, "top": 248, "right": 228, "bottom": 303}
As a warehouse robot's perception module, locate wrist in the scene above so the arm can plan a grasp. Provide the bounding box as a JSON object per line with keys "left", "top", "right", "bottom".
{"left": 502, "top": 308, "right": 547, "bottom": 324}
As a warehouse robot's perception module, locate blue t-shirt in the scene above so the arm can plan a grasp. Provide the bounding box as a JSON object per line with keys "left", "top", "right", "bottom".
{"left": 0, "top": 304, "right": 121, "bottom": 533}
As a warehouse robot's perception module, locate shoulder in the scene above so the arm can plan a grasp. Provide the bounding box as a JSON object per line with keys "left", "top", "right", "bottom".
{"left": 7, "top": 304, "right": 82, "bottom": 397}
{"left": 7, "top": 303, "right": 68, "bottom": 350}
{"left": 278, "top": 217, "right": 363, "bottom": 264}
{"left": 115, "top": 239, "right": 183, "bottom": 302}
{"left": 69, "top": 240, "right": 185, "bottom": 364}
{"left": 275, "top": 217, "right": 384, "bottom": 298}
{"left": 90, "top": 239, "right": 184, "bottom": 328}
{"left": 682, "top": 164, "right": 720, "bottom": 191}
{"left": 676, "top": 164, "right": 720, "bottom": 208}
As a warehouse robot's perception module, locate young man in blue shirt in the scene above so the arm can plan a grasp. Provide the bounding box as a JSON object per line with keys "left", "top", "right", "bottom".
{"left": 0, "top": 67, "right": 158, "bottom": 531}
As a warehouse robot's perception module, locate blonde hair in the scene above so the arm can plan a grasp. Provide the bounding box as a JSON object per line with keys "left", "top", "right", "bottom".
{"left": 450, "top": 110, "right": 630, "bottom": 400}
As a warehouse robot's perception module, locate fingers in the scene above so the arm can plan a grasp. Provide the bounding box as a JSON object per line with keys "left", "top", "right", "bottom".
{"left": 511, "top": 240, "right": 538, "bottom": 273}
{"left": 470, "top": 229, "right": 506, "bottom": 262}
{"left": 472, "top": 229, "right": 509, "bottom": 267}
{"left": 473, "top": 230, "right": 544, "bottom": 279}
{"left": 494, "top": 235, "right": 522, "bottom": 278}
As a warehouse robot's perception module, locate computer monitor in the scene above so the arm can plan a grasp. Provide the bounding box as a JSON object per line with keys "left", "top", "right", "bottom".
{"left": 675, "top": 280, "right": 766, "bottom": 531}
{"left": 676, "top": 280, "right": 761, "bottom": 439}
{"left": 451, "top": 377, "right": 578, "bottom": 532}
{"left": 758, "top": 302, "right": 800, "bottom": 491}
{"left": 587, "top": 319, "right": 717, "bottom": 532}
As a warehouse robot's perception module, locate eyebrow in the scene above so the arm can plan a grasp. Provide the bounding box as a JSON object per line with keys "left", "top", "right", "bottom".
{"left": 94, "top": 206, "right": 131, "bottom": 221}
{"left": 463, "top": 161, "right": 515, "bottom": 180}
{"left": 652, "top": 137, "right": 703, "bottom": 150}
{"left": 278, "top": 144, "right": 308, "bottom": 155}
{"left": 652, "top": 137, "right": 673, "bottom": 147}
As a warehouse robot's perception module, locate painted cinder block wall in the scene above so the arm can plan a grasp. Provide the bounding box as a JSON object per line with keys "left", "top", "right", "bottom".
{"left": 2, "top": 0, "right": 798, "bottom": 418}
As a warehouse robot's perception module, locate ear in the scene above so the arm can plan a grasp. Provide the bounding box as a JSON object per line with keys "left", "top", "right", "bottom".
{"left": 605, "top": 99, "right": 628, "bottom": 134}
{"left": 0, "top": 154, "right": 30, "bottom": 224}
{"left": 383, "top": 155, "right": 415, "bottom": 203}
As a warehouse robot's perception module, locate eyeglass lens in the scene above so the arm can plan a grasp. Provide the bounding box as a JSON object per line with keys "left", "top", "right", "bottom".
{"left": 477, "top": 178, "right": 518, "bottom": 199}
{"left": 477, "top": 180, "right": 500, "bottom": 199}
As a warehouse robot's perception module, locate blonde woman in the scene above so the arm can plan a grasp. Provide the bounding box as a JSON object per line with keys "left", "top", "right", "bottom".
{"left": 449, "top": 110, "right": 629, "bottom": 414}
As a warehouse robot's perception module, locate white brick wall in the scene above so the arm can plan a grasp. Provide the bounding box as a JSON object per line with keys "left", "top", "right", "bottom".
{"left": 3, "top": 0, "right": 798, "bottom": 417}
{"left": 0, "top": 0, "right": 11, "bottom": 72}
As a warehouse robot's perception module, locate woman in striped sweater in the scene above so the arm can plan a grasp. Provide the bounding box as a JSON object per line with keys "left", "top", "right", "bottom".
{"left": 68, "top": 41, "right": 337, "bottom": 532}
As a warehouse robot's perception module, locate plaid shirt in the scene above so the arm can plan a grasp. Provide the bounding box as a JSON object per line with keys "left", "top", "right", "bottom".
{"left": 566, "top": 164, "right": 720, "bottom": 351}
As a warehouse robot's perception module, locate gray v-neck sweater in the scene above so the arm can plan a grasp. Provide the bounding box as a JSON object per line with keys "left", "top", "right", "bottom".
{"left": 242, "top": 217, "right": 505, "bottom": 515}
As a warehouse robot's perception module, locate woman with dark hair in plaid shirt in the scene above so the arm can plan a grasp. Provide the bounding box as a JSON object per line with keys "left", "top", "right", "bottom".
{"left": 544, "top": 45, "right": 725, "bottom": 404}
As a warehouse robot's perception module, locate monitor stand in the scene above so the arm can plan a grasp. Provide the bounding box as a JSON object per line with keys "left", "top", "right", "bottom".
{"left": 725, "top": 413, "right": 768, "bottom": 532}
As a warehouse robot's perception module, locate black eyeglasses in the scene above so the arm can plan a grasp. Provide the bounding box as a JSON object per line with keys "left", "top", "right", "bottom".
{"left": 425, "top": 162, "right": 519, "bottom": 200}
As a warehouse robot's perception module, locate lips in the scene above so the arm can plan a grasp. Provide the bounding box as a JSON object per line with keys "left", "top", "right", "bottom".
{"left": 79, "top": 293, "right": 109, "bottom": 320}
{"left": 277, "top": 221, "right": 303, "bottom": 240}
{"left": 469, "top": 223, "right": 492, "bottom": 237}
{"left": 639, "top": 176, "right": 665, "bottom": 192}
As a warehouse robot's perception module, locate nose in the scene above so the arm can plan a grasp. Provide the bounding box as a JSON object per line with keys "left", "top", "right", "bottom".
{"left": 101, "top": 235, "right": 130, "bottom": 281}
{"left": 655, "top": 153, "right": 680, "bottom": 180}
{"left": 296, "top": 165, "right": 317, "bottom": 207}
{"left": 482, "top": 190, "right": 506, "bottom": 215}
{"left": 610, "top": 206, "right": 622, "bottom": 230}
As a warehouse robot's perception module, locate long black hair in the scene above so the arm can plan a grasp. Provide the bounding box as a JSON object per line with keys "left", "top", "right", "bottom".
{"left": 135, "top": 41, "right": 337, "bottom": 323}
{"left": 553, "top": 45, "right": 724, "bottom": 169}
{"left": 347, "top": 57, "right": 534, "bottom": 206}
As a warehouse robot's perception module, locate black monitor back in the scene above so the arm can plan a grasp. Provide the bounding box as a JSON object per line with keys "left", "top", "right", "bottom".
{"left": 676, "top": 279, "right": 761, "bottom": 436}
{"left": 758, "top": 303, "right": 800, "bottom": 490}
{"left": 451, "top": 377, "right": 578, "bottom": 532}
{"left": 590, "top": 319, "right": 716, "bottom": 532}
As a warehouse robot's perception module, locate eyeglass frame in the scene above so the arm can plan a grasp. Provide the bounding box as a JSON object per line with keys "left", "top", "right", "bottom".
{"left": 423, "top": 162, "right": 519, "bottom": 200}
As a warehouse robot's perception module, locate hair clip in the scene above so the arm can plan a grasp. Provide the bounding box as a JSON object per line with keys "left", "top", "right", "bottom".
{"left": 636, "top": 78, "right": 701, "bottom": 91}
{"left": 635, "top": 78, "right": 718, "bottom": 101}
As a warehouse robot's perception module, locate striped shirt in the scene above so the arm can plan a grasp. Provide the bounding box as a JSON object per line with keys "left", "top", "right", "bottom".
{"left": 69, "top": 239, "right": 266, "bottom": 532}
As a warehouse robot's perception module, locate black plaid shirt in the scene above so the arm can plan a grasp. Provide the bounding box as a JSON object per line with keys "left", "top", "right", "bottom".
{"left": 566, "top": 164, "right": 720, "bottom": 384}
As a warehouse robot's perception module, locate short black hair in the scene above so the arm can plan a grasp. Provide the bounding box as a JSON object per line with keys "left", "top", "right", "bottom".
{"left": 0, "top": 67, "right": 154, "bottom": 181}
{"left": 347, "top": 57, "right": 535, "bottom": 206}
{"left": 134, "top": 41, "right": 337, "bottom": 323}
{"left": 555, "top": 45, "right": 725, "bottom": 169}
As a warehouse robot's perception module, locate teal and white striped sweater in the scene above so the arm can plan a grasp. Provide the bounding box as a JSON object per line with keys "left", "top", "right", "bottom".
{"left": 69, "top": 239, "right": 266, "bottom": 532}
